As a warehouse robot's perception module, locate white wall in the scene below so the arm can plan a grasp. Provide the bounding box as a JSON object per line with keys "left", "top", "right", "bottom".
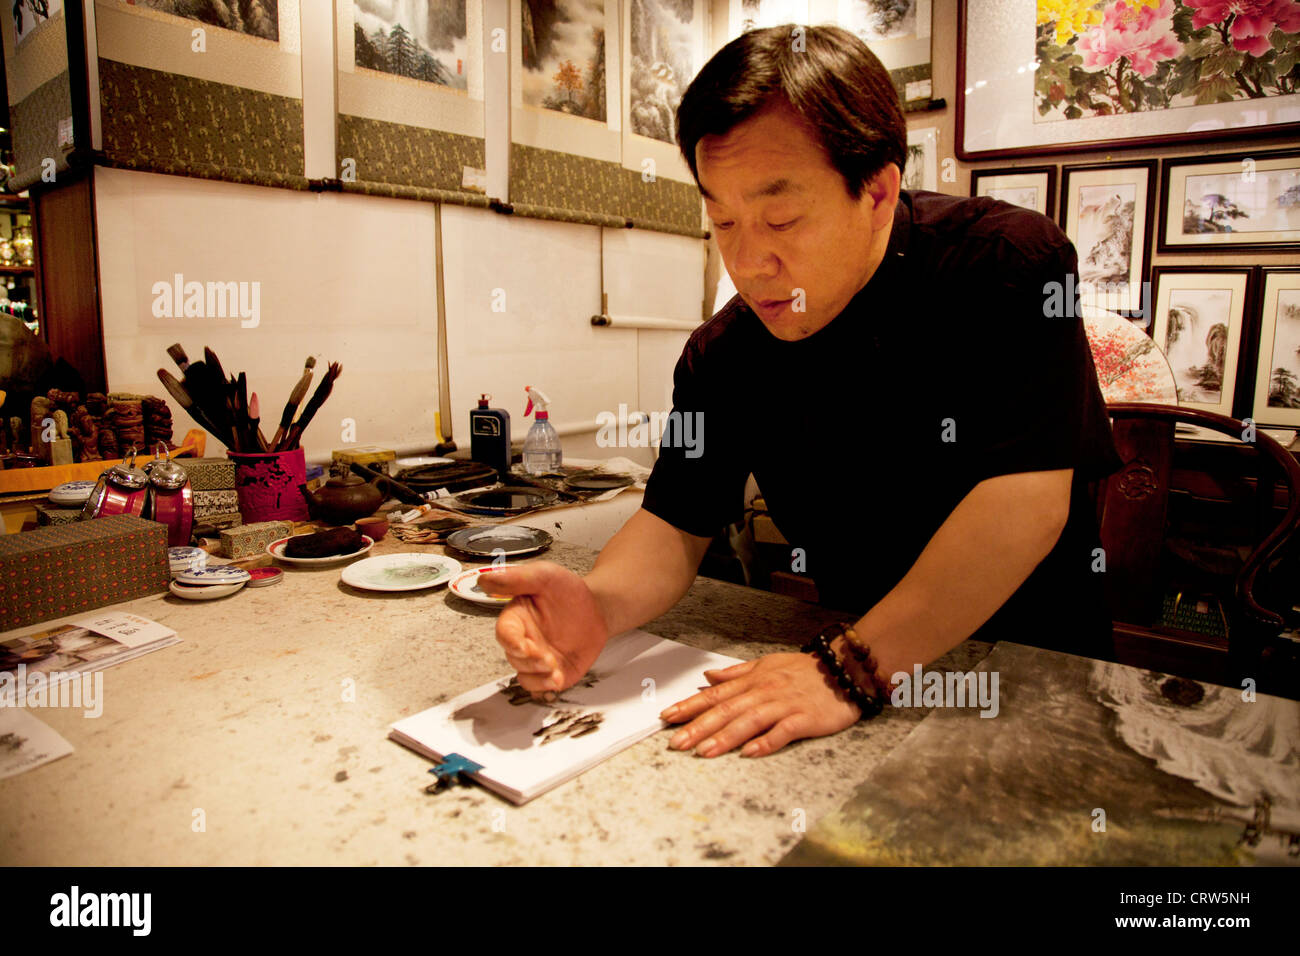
{"left": 95, "top": 166, "right": 705, "bottom": 468}
{"left": 96, "top": 166, "right": 441, "bottom": 463}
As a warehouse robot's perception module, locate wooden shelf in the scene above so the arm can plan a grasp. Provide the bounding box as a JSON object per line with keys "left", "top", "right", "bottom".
{"left": 0, "top": 428, "right": 207, "bottom": 495}
{"left": 0, "top": 264, "right": 34, "bottom": 275}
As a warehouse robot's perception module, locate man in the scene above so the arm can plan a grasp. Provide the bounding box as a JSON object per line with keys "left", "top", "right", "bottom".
{"left": 483, "top": 25, "right": 1121, "bottom": 758}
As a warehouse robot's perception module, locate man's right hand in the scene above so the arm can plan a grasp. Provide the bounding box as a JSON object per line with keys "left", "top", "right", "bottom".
{"left": 479, "top": 562, "right": 611, "bottom": 695}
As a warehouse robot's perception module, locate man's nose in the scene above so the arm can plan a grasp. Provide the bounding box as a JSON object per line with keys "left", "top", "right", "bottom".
{"left": 727, "top": 229, "right": 780, "bottom": 280}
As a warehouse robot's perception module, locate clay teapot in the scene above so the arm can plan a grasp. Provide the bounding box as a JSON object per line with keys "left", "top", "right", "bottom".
{"left": 299, "top": 474, "right": 385, "bottom": 525}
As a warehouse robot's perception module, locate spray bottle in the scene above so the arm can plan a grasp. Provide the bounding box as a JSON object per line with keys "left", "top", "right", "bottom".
{"left": 522, "top": 386, "right": 562, "bottom": 475}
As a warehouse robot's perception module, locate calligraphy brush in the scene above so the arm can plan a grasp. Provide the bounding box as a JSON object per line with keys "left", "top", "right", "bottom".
{"left": 249, "top": 392, "right": 269, "bottom": 451}
{"left": 157, "top": 369, "right": 222, "bottom": 438}
{"left": 166, "top": 343, "right": 191, "bottom": 374}
{"left": 235, "top": 371, "right": 253, "bottom": 450}
{"left": 170, "top": 348, "right": 230, "bottom": 447}
{"left": 196, "top": 347, "right": 243, "bottom": 450}
{"left": 284, "top": 362, "right": 341, "bottom": 451}
{"left": 271, "top": 357, "right": 316, "bottom": 451}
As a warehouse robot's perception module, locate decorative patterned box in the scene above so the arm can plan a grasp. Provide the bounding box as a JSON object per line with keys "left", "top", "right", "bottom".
{"left": 194, "top": 511, "right": 242, "bottom": 532}
{"left": 34, "top": 505, "right": 82, "bottom": 527}
{"left": 219, "top": 520, "right": 292, "bottom": 559}
{"left": 194, "top": 489, "right": 240, "bottom": 518}
{"left": 0, "top": 515, "right": 169, "bottom": 632}
{"left": 177, "top": 457, "right": 237, "bottom": 491}
{"left": 332, "top": 446, "right": 396, "bottom": 475}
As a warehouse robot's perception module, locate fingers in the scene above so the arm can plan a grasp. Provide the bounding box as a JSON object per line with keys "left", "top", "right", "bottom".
{"left": 671, "top": 697, "right": 791, "bottom": 758}
{"left": 476, "top": 561, "right": 559, "bottom": 598}
{"left": 703, "top": 660, "right": 757, "bottom": 684}
{"left": 494, "top": 600, "right": 560, "bottom": 688}
{"left": 738, "top": 713, "right": 815, "bottom": 758}
{"left": 659, "top": 668, "right": 754, "bottom": 723}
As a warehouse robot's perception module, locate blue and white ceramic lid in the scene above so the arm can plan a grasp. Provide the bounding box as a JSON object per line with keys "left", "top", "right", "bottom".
{"left": 49, "top": 480, "right": 98, "bottom": 507}
{"left": 168, "top": 547, "right": 208, "bottom": 574}
{"left": 174, "top": 565, "right": 251, "bottom": 586}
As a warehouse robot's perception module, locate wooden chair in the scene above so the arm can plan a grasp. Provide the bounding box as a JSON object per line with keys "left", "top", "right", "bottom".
{"left": 1097, "top": 403, "right": 1300, "bottom": 698}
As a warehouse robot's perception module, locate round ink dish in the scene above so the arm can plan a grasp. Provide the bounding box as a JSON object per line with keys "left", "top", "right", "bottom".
{"left": 246, "top": 567, "right": 284, "bottom": 588}
{"left": 169, "top": 579, "right": 245, "bottom": 601}
{"left": 562, "top": 473, "right": 634, "bottom": 493}
{"left": 48, "top": 480, "right": 98, "bottom": 507}
{"left": 174, "top": 565, "right": 252, "bottom": 587}
{"left": 448, "top": 487, "right": 556, "bottom": 516}
{"left": 444, "top": 525, "right": 553, "bottom": 558}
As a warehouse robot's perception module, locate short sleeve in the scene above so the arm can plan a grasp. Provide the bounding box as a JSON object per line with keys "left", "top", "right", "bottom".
{"left": 958, "top": 237, "right": 1121, "bottom": 485}
{"left": 640, "top": 338, "right": 750, "bottom": 538}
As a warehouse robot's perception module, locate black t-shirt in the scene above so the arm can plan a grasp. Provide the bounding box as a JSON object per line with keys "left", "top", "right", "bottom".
{"left": 642, "top": 190, "right": 1124, "bottom": 659}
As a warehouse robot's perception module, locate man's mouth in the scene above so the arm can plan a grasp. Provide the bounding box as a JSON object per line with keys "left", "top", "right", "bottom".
{"left": 751, "top": 297, "right": 793, "bottom": 318}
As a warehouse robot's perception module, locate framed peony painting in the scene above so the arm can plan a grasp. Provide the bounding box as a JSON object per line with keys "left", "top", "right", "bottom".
{"left": 957, "top": 0, "right": 1300, "bottom": 159}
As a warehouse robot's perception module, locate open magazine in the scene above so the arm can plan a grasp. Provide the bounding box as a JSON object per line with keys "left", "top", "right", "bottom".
{"left": 0, "top": 611, "right": 180, "bottom": 706}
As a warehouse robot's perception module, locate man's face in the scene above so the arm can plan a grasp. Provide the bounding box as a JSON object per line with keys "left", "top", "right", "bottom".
{"left": 696, "top": 100, "right": 898, "bottom": 341}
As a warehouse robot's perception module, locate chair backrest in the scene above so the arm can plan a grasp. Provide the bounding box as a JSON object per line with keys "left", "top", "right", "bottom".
{"left": 1099, "top": 403, "right": 1300, "bottom": 639}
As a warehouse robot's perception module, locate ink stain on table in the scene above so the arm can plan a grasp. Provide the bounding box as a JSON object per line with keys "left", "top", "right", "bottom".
{"left": 697, "top": 841, "right": 736, "bottom": 860}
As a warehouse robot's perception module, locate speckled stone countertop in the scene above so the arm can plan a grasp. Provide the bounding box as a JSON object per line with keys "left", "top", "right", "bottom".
{"left": 0, "top": 537, "right": 991, "bottom": 866}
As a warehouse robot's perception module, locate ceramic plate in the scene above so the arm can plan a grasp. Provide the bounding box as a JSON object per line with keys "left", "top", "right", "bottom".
{"left": 174, "top": 565, "right": 251, "bottom": 586}
{"left": 267, "top": 535, "right": 374, "bottom": 566}
{"left": 449, "top": 567, "right": 513, "bottom": 606}
{"left": 341, "top": 553, "right": 462, "bottom": 592}
{"left": 444, "top": 525, "right": 553, "bottom": 558}
{"left": 49, "top": 480, "right": 97, "bottom": 506}
{"left": 169, "top": 579, "right": 246, "bottom": 600}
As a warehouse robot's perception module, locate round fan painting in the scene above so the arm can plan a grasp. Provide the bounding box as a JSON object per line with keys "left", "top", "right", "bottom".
{"left": 1082, "top": 307, "right": 1178, "bottom": 404}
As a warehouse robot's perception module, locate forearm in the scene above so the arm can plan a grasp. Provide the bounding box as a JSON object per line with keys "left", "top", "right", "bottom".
{"left": 585, "top": 508, "right": 711, "bottom": 636}
{"left": 850, "top": 470, "right": 1072, "bottom": 681}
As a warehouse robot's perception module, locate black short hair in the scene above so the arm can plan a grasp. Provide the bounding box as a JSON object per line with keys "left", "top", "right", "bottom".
{"left": 675, "top": 24, "right": 907, "bottom": 200}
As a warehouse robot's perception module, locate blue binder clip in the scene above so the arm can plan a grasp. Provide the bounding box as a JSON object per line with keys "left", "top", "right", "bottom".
{"left": 425, "top": 753, "right": 484, "bottom": 794}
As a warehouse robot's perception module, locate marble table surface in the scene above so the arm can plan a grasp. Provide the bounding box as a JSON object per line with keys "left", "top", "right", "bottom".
{"left": 0, "top": 535, "right": 991, "bottom": 865}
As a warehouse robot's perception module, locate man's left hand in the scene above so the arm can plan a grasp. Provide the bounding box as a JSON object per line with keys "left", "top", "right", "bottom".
{"left": 659, "top": 652, "right": 862, "bottom": 758}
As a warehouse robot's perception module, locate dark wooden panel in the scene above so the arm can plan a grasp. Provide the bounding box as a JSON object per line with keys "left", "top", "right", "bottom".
{"left": 32, "top": 170, "right": 104, "bottom": 392}
{"left": 1099, "top": 418, "right": 1176, "bottom": 624}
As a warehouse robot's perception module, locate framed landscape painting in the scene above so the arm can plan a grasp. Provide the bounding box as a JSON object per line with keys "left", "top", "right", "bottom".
{"left": 1159, "top": 149, "right": 1300, "bottom": 252}
{"left": 957, "top": 0, "right": 1300, "bottom": 159}
{"left": 1061, "top": 161, "right": 1157, "bottom": 314}
{"left": 1149, "top": 267, "right": 1252, "bottom": 419}
{"left": 971, "top": 165, "right": 1057, "bottom": 217}
{"left": 1252, "top": 269, "right": 1300, "bottom": 428}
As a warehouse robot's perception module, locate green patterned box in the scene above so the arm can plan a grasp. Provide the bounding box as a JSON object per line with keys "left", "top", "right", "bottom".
{"left": 219, "top": 520, "right": 292, "bottom": 559}
{"left": 0, "top": 515, "right": 169, "bottom": 632}
{"left": 177, "top": 457, "right": 237, "bottom": 491}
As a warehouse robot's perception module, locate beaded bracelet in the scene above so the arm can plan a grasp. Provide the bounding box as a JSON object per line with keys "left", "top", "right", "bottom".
{"left": 834, "top": 623, "right": 896, "bottom": 701}
{"left": 800, "top": 630, "right": 884, "bottom": 719}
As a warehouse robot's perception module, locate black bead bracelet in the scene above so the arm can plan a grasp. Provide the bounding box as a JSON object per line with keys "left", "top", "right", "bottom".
{"left": 801, "top": 630, "right": 884, "bottom": 719}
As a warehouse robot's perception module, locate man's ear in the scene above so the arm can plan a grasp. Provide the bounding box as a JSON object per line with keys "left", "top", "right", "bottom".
{"left": 863, "top": 163, "right": 901, "bottom": 229}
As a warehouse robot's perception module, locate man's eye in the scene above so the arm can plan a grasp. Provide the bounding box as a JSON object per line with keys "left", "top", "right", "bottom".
{"left": 769, "top": 219, "right": 799, "bottom": 231}
{"left": 712, "top": 220, "right": 734, "bottom": 231}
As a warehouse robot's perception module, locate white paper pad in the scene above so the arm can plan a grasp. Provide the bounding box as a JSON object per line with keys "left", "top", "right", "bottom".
{"left": 390, "top": 630, "right": 743, "bottom": 804}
